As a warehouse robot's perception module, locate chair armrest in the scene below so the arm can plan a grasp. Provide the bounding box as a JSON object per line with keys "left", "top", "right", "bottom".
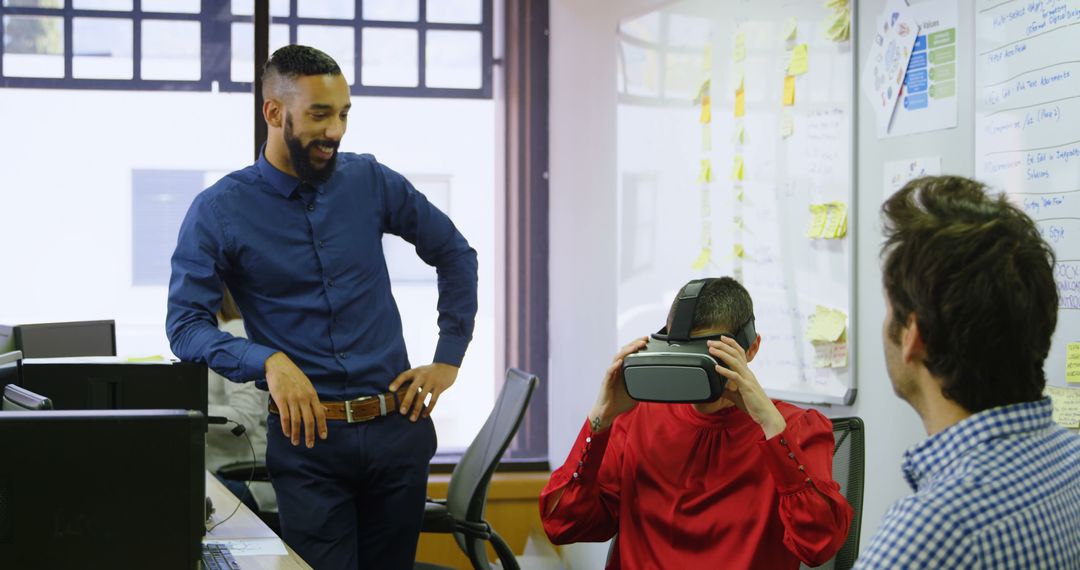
{"left": 216, "top": 460, "right": 270, "bottom": 482}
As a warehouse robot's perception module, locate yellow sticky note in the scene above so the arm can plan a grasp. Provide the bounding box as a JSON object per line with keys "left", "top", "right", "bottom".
{"left": 733, "top": 67, "right": 745, "bottom": 92}
{"left": 698, "top": 159, "right": 712, "bottom": 183}
{"left": 695, "top": 78, "right": 711, "bottom": 104}
{"left": 734, "top": 32, "right": 746, "bottom": 62}
{"left": 703, "top": 44, "right": 713, "bottom": 72}
{"left": 691, "top": 248, "right": 711, "bottom": 270}
{"left": 825, "top": 7, "right": 851, "bottom": 41}
{"left": 833, "top": 203, "right": 849, "bottom": 238}
{"left": 731, "top": 155, "right": 745, "bottom": 182}
{"left": 735, "top": 90, "right": 745, "bottom": 118}
{"left": 806, "top": 204, "right": 827, "bottom": 238}
{"left": 734, "top": 125, "right": 746, "bottom": 144}
{"left": 788, "top": 43, "right": 809, "bottom": 75}
{"left": 735, "top": 187, "right": 745, "bottom": 202}
{"left": 806, "top": 306, "right": 847, "bottom": 343}
{"left": 782, "top": 75, "right": 796, "bottom": 106}
{"left": 825, "top": 0, "right": 847, "bottom": 9}
{"left": 1047, "top": 386, "right": 1080, "bottom": 428}
{"left": 780, "top": 109, "right": 795, "bottom": 138}
{"left": 702, "top": 123, "right": 713, "bottom": 152}
{"left": 733, "top": 244, "right": 746, "bottom": 259}
{"left": 823, "top": 202, "right": 846, "bottom": 238}
{"left": 783, "top": 17, "right": 798, "bottom": 41}
{"left": 1068, "top": 343, "right": 1080, "bottom": 384}
{"left": 700, "top": 95, "right": 712, "bottom": 123}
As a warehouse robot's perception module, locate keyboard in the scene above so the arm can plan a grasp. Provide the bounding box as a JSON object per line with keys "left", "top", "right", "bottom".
{"left": 202, "top": 543, "right": 241, "bottom": 570}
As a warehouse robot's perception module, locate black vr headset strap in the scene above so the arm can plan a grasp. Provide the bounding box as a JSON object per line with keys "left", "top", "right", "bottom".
{"left": 667, "top": 279, "right": 711, "bottom": 341}
{"left": 732, "top": 315, "right": 757, "bottom": 352}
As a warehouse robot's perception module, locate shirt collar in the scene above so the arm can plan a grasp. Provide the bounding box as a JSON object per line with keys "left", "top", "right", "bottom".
{"left": 901, "top": 397, "right": 1055, "bottom": 491}
{"left": 256, "top": 150, "right": 303, "bottom": 199}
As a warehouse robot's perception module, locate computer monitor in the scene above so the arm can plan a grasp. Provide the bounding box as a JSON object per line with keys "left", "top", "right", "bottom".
{"left": 12, "top": 320, "right": 117, "bottom": 358}
{"left": 1, "top": 384, "right": 52, "bottom": 411}
{"left": 0, "top": 351, "right": 20, "bottom": 392}
{"left": 0, "top": 409, "right": 206, "bottom": 569}
{"left": 18, "top": 358, "right": 208, "bottom": 416}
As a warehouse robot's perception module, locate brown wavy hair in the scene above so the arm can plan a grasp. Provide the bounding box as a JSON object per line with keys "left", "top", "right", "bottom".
{"left": 881, "top": 176, "right": 1058, "bottom": 413}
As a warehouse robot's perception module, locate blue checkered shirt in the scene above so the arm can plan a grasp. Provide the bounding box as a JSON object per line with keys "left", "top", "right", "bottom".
{"left": 855, "top": 398, "right": 1080, "bottom": 569}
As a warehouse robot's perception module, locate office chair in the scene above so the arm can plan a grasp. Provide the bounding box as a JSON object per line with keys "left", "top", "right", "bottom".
{"left": 802, "top": 416, "right": 865, "bottom": 570}
{"left": 415, "top": 368, "right": 539, "bottom": 570}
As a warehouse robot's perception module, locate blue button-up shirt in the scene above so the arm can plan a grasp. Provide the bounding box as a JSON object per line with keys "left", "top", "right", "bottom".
{"left": 166, "top": 152, "right": 478, "bottom": 400}
{"left": 855, "top": 397, "right": 1080, "bottom": 569}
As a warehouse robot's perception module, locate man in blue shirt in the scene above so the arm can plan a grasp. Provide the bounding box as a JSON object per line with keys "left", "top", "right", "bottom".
{"left": 856, "top": 176, "right": 1080, "bottom": 568}
{"left": 167, "top": 45, "right": 478, "bottom": 569}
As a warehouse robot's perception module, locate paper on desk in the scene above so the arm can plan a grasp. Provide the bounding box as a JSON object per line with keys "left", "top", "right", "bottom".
{"left": 205, "top": 538, "right": 289, "bottom": 557}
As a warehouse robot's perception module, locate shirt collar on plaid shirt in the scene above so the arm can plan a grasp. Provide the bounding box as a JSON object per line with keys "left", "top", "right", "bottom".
{"left": 901, "top": 397, "right": 1055, "bottom": 492}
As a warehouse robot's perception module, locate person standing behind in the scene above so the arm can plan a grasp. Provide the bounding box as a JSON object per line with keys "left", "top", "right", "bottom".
{"left": 855, "top": 176, "right": 1080, "bottom": 569}
{"left": 206, "top": 286, "right": 272, "bottom": 514}
{"left": 167, "top": 44, "right": 478, "bottom": 569}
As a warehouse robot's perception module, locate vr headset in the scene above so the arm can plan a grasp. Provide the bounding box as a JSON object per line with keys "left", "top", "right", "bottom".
{"left": 622, "top": 279, "right": 756, "bottom": 403}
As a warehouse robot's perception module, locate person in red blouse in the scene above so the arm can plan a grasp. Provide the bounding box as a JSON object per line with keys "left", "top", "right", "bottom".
{"left": 540, "top": 277, "right": 853, "bottom": 569}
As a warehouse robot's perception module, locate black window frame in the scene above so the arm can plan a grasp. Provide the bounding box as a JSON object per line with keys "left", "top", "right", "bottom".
{"left": 0, "top": 0, "right": 494, "bottom": 99}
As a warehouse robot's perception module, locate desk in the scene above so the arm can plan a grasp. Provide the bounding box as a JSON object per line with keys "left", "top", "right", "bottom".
{"left": 204, "top": 472, "right": 312, "bottom": 570}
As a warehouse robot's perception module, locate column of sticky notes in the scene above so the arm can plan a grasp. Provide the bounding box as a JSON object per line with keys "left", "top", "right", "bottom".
{"left": 731, "top": 30, "right": 747, "bottom": 276}
{"left": 691, "top": 46, "right": 714, "bottom": 271}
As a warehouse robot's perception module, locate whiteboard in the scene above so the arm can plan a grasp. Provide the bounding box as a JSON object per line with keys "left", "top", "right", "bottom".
{"left": 614, "top": 0, "right": 856, "bottom": 404}
{"left": 975, "top": 0, "right": 1080, "bottom": 389}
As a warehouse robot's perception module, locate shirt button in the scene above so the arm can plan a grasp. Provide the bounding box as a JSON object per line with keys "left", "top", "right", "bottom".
{"left": 338, "top": 352, "right": 347, "bottom": 359}
{"left": 780, "top": 438, "right": 787, "bottom": 446}
{"left": 307, "top": 204, "right": 315, "bottom": 212}
{"left": 798, "top": 465, "right": 805, "bottom": 472}
{"left": 328, "top": 279, "right": 335, "bottom": 287}
{"left": 319, "top": 240, "right": 326, "bottom": 248}
{"left": 578, "top": 461, "right": 584, "bottom": 467}
{"left": 572, "top": 472, "right": 579, "bottom": 479}
{"left": 788, "top": 452, "right": 796, "bottom": 459}
{"left": 585, "top": 437, "right": 592, "bottom": 444}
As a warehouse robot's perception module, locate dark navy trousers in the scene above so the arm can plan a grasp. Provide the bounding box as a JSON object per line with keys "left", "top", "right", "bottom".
{"left": 266, "top": 412, "right": 437, "bottom": 569}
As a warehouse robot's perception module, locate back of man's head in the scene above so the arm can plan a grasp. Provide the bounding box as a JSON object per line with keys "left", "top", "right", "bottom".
{"left": 262, "top": 44, "right": 342, "bottom": 100}
{"left": 881, "top": 175, "right": 1058, "bottom": 413}
{"left": 667, "top": 277, "right": 754, "bottom": 334}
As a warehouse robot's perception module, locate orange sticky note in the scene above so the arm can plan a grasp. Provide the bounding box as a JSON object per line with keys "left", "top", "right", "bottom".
{"left": 783, "top": 75, "right": 795, "bottom": 106}
{"left": 735, "top": 90, "right": 745, "bottom": 117}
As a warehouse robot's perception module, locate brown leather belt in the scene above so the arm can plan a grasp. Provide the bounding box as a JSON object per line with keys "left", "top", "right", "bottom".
{"left": 268, "top": 387, "right": 413, "bottom": 423}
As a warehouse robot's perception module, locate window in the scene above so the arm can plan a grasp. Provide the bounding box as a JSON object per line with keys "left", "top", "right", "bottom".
{"left": 0, "top": 0, "right": 530, "bottom": 461}
{"left": 1, "top": 0, "right": 493, "bottom": 98}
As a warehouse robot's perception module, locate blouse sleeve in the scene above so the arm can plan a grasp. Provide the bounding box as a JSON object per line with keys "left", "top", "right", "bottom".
{"left": 538, "top": 414, "right": 630, "bottom": 544}
{"left": 757, "top": 408, "right": 854, "bottom": 566}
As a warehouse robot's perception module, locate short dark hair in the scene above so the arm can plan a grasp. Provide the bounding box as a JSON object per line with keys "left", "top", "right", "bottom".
{"left": 881, "top": 175, "right": 1058, "bottom": 413}
{"left": 262, "top": 45, "right": 341, "bottom": 98}
{"left": 667, "top": 277, "right": 754, "bottom": 333}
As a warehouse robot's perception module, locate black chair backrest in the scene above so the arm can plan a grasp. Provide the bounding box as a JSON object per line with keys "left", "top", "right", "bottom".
{"left": 802, "top": 416, "right": 865, "bottom": 570}
{"left": 2, "top": 383, "right": 53, "bottom": 411}
{"left": 445, "top": 368, "right": 538, "bottom": 560}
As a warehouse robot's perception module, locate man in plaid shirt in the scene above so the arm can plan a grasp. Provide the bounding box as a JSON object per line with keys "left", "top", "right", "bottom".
{"left": 856, "top": 176, "right": 1080, "bottom": 569}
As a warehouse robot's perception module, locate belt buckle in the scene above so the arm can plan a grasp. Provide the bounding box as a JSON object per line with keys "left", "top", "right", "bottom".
{"left": 344, "top": 393, "right": 388, "bottom": 423}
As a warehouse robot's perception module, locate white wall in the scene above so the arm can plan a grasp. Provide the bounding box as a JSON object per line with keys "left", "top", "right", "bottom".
{"left": 547, "top": 0, "right": 963, "bottom": 567}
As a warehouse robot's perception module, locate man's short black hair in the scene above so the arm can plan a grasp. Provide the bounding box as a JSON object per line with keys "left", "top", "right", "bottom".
{"left": 262, "top": 45, "right": 341, "bottom": 99}
{"left": 667, "top": 277, "right": 754, "bottom": 333}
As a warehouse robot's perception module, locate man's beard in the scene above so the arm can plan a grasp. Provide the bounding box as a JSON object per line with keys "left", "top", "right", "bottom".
{"left": 284, "top": 113, "right": 339, "bottom": 185}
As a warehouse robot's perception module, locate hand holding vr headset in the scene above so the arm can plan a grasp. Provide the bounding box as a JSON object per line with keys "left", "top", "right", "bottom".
{"left": 596, "top": 278, "right": 786, "bottom": 439}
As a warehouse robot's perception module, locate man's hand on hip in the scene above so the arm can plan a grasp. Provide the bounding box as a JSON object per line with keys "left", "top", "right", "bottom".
{"left": 390, "top": 363, "right": 459, "bottom": 422}
{"left": 265, "top": 352, "right": 328, "bottom": 448}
